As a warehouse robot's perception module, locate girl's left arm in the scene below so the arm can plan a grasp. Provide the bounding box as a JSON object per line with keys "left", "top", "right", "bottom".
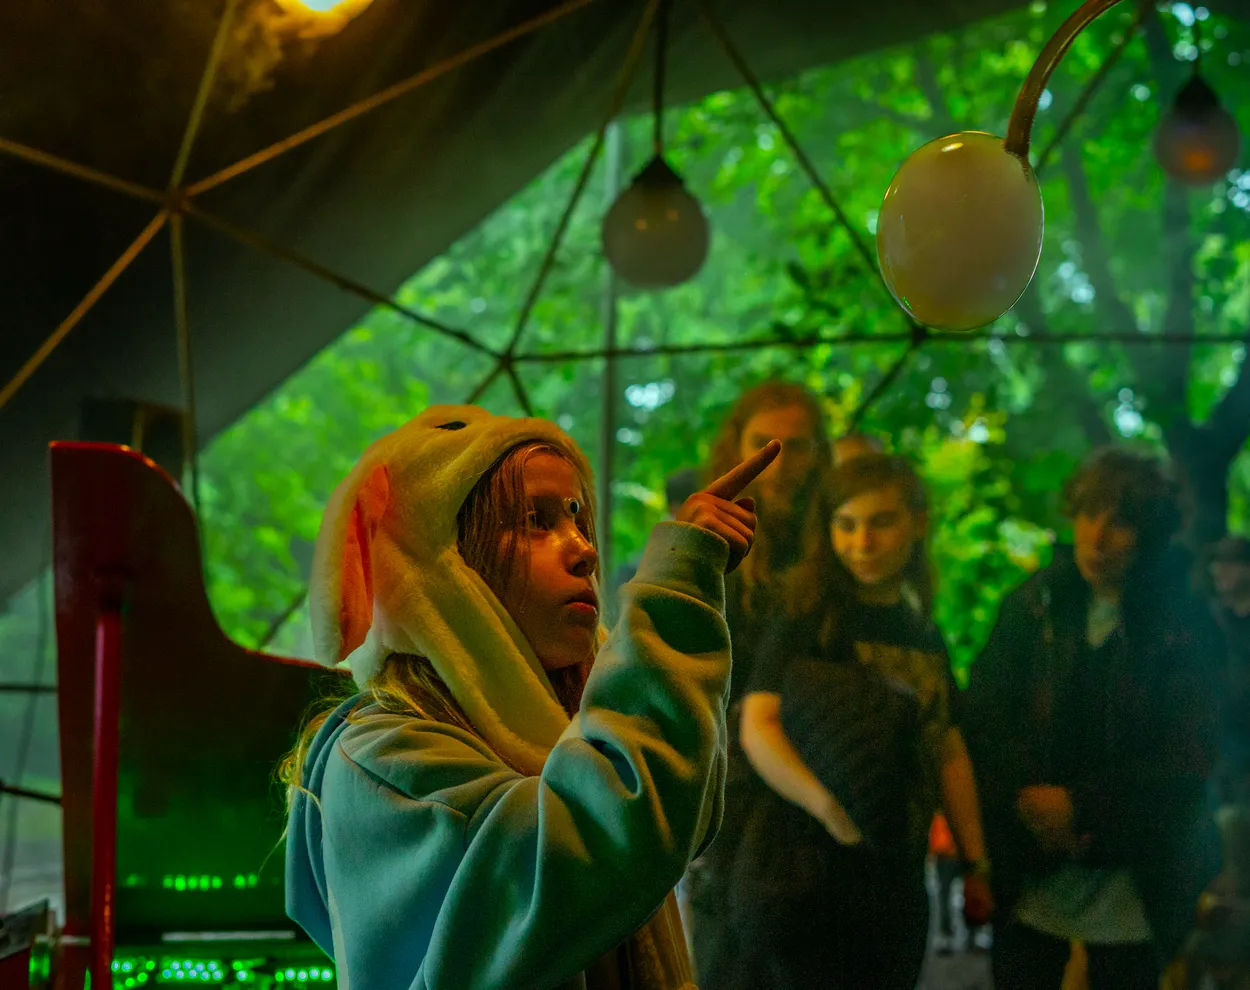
{"left": 940, "top": 727, "right": 989, "bottom": 866}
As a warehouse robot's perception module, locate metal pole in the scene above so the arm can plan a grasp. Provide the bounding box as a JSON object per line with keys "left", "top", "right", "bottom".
{"left": 598, "top": 121, "right": 625, "bottom": 618}
{"left": 170, "top": 214, "right": 202, "bottom": 517}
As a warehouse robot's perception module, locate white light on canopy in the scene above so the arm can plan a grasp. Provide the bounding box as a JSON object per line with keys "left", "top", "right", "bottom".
{"left": 876, "top": 0, "right": 1130, "bottom": 332}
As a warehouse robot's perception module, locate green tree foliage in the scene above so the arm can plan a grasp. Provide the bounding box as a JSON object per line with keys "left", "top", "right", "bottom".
{"left": 188, "top": 1, "right": 1250, "bottom": 682}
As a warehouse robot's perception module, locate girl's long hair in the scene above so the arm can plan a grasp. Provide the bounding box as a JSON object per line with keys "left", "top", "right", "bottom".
{"left": 708, "top": 381, "right": 834, "bottom": 619}
{"left": 279, "top": 441, "right": 597, "bottom": 793}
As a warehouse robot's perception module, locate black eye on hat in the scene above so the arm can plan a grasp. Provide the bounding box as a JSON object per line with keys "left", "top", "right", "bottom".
{"left": 436, "top": 421, "right": 467, "bottom": 431}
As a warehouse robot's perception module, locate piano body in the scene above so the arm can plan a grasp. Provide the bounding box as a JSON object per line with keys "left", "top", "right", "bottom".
{"left": 34, "top": 442, "right": 349, "bottom": 990}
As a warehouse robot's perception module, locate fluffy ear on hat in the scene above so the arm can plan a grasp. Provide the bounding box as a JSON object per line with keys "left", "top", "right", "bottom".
{"left": 311, "top": 462, "right": 391, "bottom": 664}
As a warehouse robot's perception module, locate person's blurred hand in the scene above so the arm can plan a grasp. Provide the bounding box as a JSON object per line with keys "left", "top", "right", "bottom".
{"left": 962, "top": 870, "right": 995, "bottom": 926}
{"left": 1017, "top": 785, "right": 1086, "bottom": 856}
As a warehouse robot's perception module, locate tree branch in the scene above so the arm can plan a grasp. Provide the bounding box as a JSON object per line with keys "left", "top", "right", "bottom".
{"left": 912, "top": 46, "right": 961, "bottom": 137}
{"left": 1157, "top": 180, "right": 1197, "bottom": 415}
{"left": 1141, "top": 6, "right": 1186, "bottom": 101}
{"left": 825, "top": 92, "right": 934, "bottom": 139}
{"left": 1206, "top": 332, "right": 1250, "bottom": 462}
{"left": 1013, "top": 284, "right": 1113, "bottom": 446}
{"left": 873, "top": 104, "right": 941, "bottom": 136}
{"left": 1058, "top": 146, "right": 1153, "bottom": 383}
{"left": 1140, "top": 4, "right": 1198, "bottom": 423}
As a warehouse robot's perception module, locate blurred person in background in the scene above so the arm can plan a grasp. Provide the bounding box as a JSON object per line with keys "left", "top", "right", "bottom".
{"left": 964, "top": 449, "right": 1223, "bottom": 990}
{"left": 686, "top": 381, "right": 835, "bottom": 989}
{"left": 730, "top": 452, "right": 991, "bottom": 988}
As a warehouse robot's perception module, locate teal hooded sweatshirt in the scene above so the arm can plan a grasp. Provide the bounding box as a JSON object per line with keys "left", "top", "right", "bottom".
{"left": 285, "top": 521, "right": 730, "bottom": 989}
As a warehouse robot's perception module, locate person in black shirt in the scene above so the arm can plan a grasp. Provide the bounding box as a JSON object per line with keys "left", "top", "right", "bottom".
{"left": 714, "top": 383, "right": 835, "bottom": 702}
{"left": 731, "top": 453, "right": 991, "bottom": 989}
{"left": 963, "top": 449, "right": 1222, "bottom": 989}
{"left": 1203, "top": 535, "right": 1250, "bottom": 990}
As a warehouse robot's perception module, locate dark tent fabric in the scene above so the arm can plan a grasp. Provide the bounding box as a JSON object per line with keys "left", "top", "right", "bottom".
{"left": 0, "top": 0, "right": 1033, "bottom": 603}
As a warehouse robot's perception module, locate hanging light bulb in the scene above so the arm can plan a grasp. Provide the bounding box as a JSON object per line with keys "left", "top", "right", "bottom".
{"left": 602, "top": 155, "right": 710, "bottom": 288}
{"left": 878, "top": 132, "right": 1043, "bottom": 332}
{"left": 875, "top": 0, "right": 1128, "bottom": 331}
{"left": 601, "top": 0, "right": 709, "bottom": 289}
{"left": 1154, "top": 71, "right": 1241, "bottom": 185}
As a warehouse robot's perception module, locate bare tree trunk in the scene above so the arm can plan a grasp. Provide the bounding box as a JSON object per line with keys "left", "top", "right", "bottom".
{"left": 1168, "top": 421, "right": 1233, "bottom": 553}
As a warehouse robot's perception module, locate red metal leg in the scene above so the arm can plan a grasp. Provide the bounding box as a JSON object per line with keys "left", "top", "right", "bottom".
{"left": 0, "top": 948, "right": 32, "bottom": 989}
{"left": 51, "top": 941, "right": 89, "bottom": 990}
{"left": 90, "top": 607, "right": 122, "bottom": 990}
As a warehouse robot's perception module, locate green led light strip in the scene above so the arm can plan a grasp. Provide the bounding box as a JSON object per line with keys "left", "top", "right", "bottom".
{"left": 108, "top": 955, "right": 335, "bottom": 988}
{"left": 157, "top": 873, "right": 260, "bottom": 891}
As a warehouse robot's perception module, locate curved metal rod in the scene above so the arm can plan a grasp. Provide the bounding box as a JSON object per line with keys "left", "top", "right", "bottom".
{"left": 1005, "top": 0, "right": 1128, "bottom": 158}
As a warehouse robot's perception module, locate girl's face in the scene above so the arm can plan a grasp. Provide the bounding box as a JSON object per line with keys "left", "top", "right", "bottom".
{"left": 498, "top": 453, "right": 600, "bottom": 671}
{"left": 831, "top": 483, "right": 924, "bottom": 594}
{"left": 738, "top": 405, "right": 819, "bottom": 513}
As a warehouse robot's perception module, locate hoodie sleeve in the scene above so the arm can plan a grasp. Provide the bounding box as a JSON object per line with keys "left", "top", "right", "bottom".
{"left": 1070, "top": 600, "right": 1223, "bottom": 861}
{"left": 316, "top": 520, "right": 731, "bottom": 990}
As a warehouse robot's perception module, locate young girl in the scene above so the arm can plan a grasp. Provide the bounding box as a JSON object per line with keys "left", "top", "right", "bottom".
{"left": 282, "top": 404, "right": 777, "bottom": 990}
{"left": 732, "top": 452, "right": 991, "bottom": 989}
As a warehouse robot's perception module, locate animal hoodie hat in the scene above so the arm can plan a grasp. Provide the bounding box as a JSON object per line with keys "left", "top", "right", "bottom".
{"left": 308, "top": 404, "right": 590, "bottom": 777}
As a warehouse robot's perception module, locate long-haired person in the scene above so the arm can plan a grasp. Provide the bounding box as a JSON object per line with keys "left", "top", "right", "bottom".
{"left": 733, "top": 453, "right": 990, "bottom": 988}
{"left": 687, "top": 381, "right": 835, "bottom": 987}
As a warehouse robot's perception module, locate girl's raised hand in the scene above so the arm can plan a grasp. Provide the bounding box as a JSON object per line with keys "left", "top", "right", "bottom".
{"left": 676, "top": 440, "right": 781, "bottom": 574}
